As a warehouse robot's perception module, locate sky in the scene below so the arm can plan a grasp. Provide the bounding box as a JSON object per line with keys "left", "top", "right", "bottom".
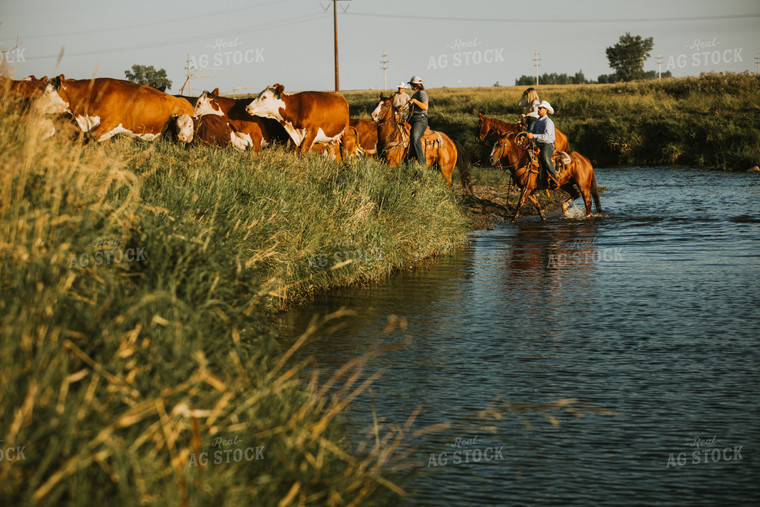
{"left": 1, "top": 0, "right": 759, "bottom": 94}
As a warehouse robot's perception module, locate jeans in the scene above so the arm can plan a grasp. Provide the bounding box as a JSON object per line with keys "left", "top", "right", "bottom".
{"left": 538, "top": 142, "right": 557, "bottom": 185}
{"left": 525, "top": 116, "right": 537, "bottom": 132}
{"left": 409, "top": 115, "right": 428, "bottom": 165}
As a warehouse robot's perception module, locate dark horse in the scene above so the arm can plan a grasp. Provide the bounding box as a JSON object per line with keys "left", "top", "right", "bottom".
{"left": 371, "top": 95, "right": 469, "bottom": 189}
{"left": 490, "top": 132, "right": 601, "bottom": 222}
{"left": 476, "top": 112, "right": 571, "bottom": 153}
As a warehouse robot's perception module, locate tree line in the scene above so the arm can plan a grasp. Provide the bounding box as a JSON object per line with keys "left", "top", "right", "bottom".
{"left": 512, "top": 32, "right": 672, "bottom": 86}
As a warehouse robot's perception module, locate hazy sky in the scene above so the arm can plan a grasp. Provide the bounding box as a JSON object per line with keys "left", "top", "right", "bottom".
{"left": 1, "top": 0, "right": 759, "bottom": 94}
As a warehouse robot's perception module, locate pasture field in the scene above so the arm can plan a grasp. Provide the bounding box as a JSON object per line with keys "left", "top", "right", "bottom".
{"left": 340, "top": 71, "right": 760, "bottom": 172}
{"left": 0, "top": 97, "right": 468, "bottom": 505}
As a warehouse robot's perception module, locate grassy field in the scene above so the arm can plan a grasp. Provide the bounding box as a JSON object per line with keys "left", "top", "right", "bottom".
{"left": 342, "top": 72, "right": 760, "bottom": 172}
{"left": 0, "top": 96, "right": 469, "bottom": 505}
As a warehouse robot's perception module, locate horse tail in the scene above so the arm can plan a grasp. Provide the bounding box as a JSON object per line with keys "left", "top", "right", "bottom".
{"left": 590, "top": 170, "right": 602, "bottom": 213}
{"left": 452, "top": 138, "right": 473, "bottom": 194}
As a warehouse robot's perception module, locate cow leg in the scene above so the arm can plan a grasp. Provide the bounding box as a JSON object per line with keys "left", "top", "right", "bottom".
{"left": 297, "top": 129, "right": 318, "bottom": 155}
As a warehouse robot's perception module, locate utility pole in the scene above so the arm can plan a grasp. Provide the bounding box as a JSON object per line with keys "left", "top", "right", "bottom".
{"left": 533, "top": 50, "right": 541, "bottom": 86}
{"left": 756, "top": 53, "right": 760, "bottom": 75}
{"left": 657, "top": 54, "right": 662, "bottom": 81}
{"left": 380, "top": 50, "right": 389, "bottom": 90}
{"left": 182, "top": 54, "right": 192, "bottom": 95}
{"left": 329, "top": 0, "right": 351, "bottom": 91}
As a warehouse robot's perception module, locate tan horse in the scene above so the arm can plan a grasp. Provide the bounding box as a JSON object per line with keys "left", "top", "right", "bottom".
{"left": 371, "top": 95, "right": 460, "bottom": 187}
{"left": 490, "top": 132, "right": 601, "bottom": 222}
{"left": 476, "top": 112, "right": 570, "bottom": 152}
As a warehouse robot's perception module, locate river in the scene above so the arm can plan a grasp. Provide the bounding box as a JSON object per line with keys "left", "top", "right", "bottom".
{"left": 278, "top": 167, "right": 760, "bottom": 505}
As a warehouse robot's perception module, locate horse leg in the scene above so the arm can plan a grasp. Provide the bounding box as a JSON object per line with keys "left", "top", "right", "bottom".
{"left": 581, "top": 187, "right": 593, "bottom": 216}
{"left": 512, "top": 184, "right": 531, "bottom": 222}
{"left": 559, "top": 183, "right": 581, "bottom": 216}
{"left": 527, "top": 192, "right": 546, "bottom": 220}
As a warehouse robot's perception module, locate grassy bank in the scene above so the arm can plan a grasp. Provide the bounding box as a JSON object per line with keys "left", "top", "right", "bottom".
{"left": 0, "top": 97, "right": 468, "bottom": 505}
{"left": 343, "top": 72, "right": 760, "bottom": 172}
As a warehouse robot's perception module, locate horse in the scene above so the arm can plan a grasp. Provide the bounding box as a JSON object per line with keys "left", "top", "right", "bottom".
{"left": 476, "top": 112, "right": 571, "bottom": 152}
{"left": 490, "top": 132, "right": 602, "bottom": 222}
{"left": 476, "top": 113, "right": 521, "bottom": 144}
{"left": 371, "top": 95, "right": 466, "bottom": 188}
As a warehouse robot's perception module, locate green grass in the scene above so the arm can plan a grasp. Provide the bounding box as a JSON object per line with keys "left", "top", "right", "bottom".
{"left": 0, "top": 94, "right": 468, "bottom": 506}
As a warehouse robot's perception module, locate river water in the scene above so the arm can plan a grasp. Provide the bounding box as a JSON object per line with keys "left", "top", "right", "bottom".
{"left": 278, "top": 167, "right": 760, "bottom": 505}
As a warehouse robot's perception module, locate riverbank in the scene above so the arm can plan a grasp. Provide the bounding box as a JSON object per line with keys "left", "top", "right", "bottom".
{"left": 343, "top": 72, "right": 760, "bottom": 172}
{"left": 0, "top": 100, "right": 469, "bottom": 505}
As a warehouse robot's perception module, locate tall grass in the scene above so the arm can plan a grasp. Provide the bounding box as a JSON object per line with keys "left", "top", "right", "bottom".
{"left": 0, "top": 89, "right": 468, "bottom": 506}
{"left": 343, "top": 72, "right": 760, "bottom": 171}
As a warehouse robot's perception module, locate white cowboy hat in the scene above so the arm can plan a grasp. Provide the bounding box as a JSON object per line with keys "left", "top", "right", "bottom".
{"left": 536, "top": 100, "right": 554, "bottom": 114}
{"left": 408, "top": 75, "right": 423, "bottom": 85}
{"left": 396, "top": 82, "right": 407, "bottom": 88}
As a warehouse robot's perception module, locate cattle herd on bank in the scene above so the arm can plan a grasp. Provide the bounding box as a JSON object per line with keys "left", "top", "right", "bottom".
{"left": 2, "top": 73, "right": 601, "bottom": 220}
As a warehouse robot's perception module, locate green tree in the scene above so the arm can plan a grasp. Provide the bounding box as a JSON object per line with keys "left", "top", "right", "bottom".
{"left": 605, "top": 32, "right": 654, "bottom": 82}
{"left": 124, "top": 64, "right": 172, "bottom": 91}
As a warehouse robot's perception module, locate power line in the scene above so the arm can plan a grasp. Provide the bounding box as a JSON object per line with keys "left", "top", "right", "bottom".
{"left": 22, "top": 14, "right": 322, "bottom": 61}
{"left": 346, "top": 11, "right": 760, "bottom": 24}
{"left": 0, "top": 0, "right": 297, "bottom": 41}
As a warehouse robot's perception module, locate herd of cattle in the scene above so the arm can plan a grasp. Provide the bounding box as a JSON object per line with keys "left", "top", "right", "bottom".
{"left": 1, "top": 74, "right": 381, "bottom": 160}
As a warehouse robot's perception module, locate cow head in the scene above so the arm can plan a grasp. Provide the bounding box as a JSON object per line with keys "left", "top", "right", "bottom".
{"left": 245, "top": 83, "right": 286, "bottom": 120}
{"left": 34, "top": 74, "right": 69, "bottom": 115}
{"left": 194, "top": 88, "right": 224, "bottom": 117}
{"left": 173, "top": 113, "right": 195, "bottom": 143}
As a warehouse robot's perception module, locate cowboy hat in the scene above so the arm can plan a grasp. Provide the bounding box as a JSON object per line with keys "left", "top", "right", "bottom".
{"left": 536, "top": 100, "right": 554, "bottom": 114}
{"left": 408, "top": 75, "right": 423, "bottom": 85}
{"left": 396, "top": 82, "right": 407, "bottom": 88}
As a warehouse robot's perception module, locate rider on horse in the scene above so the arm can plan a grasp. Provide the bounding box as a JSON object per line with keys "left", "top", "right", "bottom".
{"left": 526, "top": 100, "right": 559, "bottom": 190}
{"left": 391, "top": 82, "right": 410, "bottom": 119}
{"left": 406, "top": 75, "right": 429, "bottom": 166}
{"left": 518, "top": 87, "right": 540, "bottom": 132}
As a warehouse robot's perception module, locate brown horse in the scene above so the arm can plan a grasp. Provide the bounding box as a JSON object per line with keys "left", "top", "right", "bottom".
{"left": 371, "top": 95, "right": 463, "bottom": 187}
{"left": 476, "top": 112, "right": 570, "bottom": 152}
{"left": 490, "top": 132, "right": 601, "bottom": 222}
{"left": 476, "top": 113, "right": 521, "bottom": 144}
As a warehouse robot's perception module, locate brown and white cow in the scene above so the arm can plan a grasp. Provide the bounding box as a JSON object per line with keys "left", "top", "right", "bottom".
{"left": 35, "top": 75, "right": 193, "bottom": 142}
{"left": 195, "top": 88, "right": 292, "bottom": 150}
{"left": 245, "top": 83, "right": 348, "bottom": 155}
{"left": 169, "top": 113, "right": 250, "bottom": 150}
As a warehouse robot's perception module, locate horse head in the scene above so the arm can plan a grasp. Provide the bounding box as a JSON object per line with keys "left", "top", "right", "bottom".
{"left": 476, "top": 113, "right": 490, "bottom": 143}
{"left": 489, "top": 132, "right": 513, "bottom": 167}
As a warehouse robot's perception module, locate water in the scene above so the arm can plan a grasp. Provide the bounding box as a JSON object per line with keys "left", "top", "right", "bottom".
{"left": 278, "top": 167, "right": 760, "bottom": 505}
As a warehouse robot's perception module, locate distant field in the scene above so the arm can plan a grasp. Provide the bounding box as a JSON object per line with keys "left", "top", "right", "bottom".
{"left": 339, "top": 72, "right": 760, "bottom": 171}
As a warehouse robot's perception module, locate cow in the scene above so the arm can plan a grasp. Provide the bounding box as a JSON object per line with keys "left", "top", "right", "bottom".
{"left": 245, "top": 83, "right": 349, "bottom": 156}
{"left": 168, "top": 113, "right": 252, "bottom": 150}
{"left": 34, "top": 75, "right": 193, "bottom": 142}
{"left": 194, "top": 88, "right": 291, "bottom": 151}
{"left": 348, "top": 118, "right": 378, "bottom": 157}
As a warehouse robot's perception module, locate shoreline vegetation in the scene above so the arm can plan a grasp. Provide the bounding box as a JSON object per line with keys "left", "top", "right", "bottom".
{"left": 1, "top": 72, "right": 754, "bottom": 505}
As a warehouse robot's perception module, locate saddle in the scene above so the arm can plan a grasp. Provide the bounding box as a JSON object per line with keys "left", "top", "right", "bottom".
{"left": 394, "top": 123, "right": 444, "bottom": 156}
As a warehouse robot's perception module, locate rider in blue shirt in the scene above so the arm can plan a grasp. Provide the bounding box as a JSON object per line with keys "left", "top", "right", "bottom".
{"left": 527, "top": 100, "right": 558, "bottom": 189}
{"left": 406, "top": 75, "right": 428, "bottom": 165}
